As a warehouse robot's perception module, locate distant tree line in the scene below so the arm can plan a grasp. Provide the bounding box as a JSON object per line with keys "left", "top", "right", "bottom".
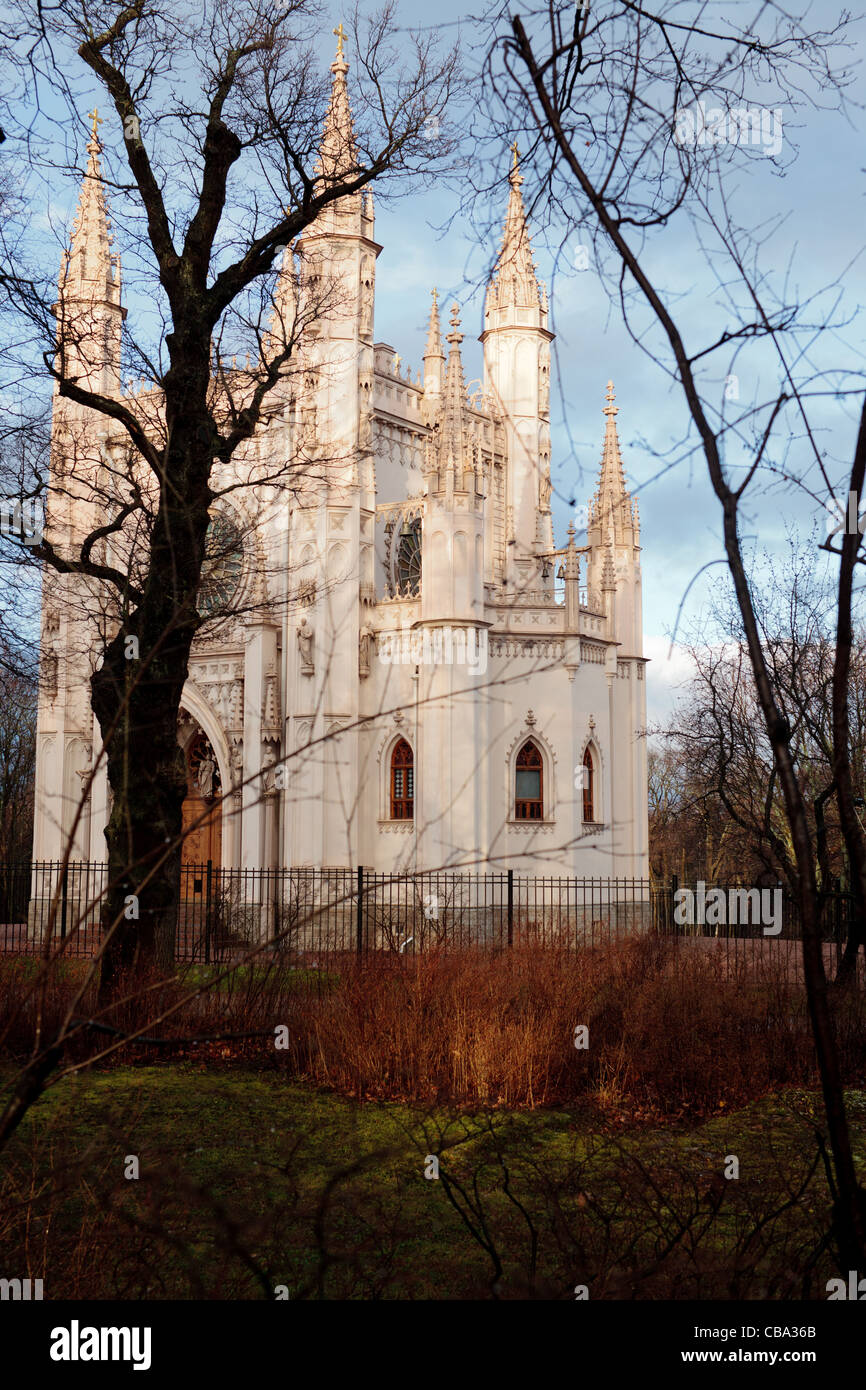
{"left": 649, "top": 541, "right": 866, "bottom": 894}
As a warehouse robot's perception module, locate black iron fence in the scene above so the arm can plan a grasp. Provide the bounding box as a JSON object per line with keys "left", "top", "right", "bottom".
{"left": 0, "top": 861, "right": 857, "bottom": 963}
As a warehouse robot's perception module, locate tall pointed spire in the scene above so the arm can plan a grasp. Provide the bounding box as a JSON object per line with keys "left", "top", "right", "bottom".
{"left": 590, "top": 381, "right": 629, "bottom": 528}
{"left": 58, "top": 108, "right": 121, "bottom": 308}
{"left": 424, "top": 287, "right": 444, "bottom": 360}
{"left": 485, "top": 142, "right": 545, "bottom": 315}
{"left": 54, "top": 108, "right": 125, "bottom": 398}
{"left": 422, "top": 288, "right": 446, "bottom": 421}
{"left": 586, "top": 380, "right": 638, "bottom": 555}
{"left": 315, "top": 26, "right": 359, "bottom": 185}
{"left": 439, "top": 303, "right": 469, "bottom": 475}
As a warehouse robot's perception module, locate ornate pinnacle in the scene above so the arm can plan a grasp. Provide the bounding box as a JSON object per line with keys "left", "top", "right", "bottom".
{"left": 446, "top": 302, "right": 463, "bottom": 345}
{"left": 603, "top": 379, "right": 618, "bottom": 416}
{"left": 509, "top": 138, "right": 523, "bottom": 187}
{"left": 424, "top": 287, "right": 445, "bottom": 363}
{"left": 87, "top": 106, "right": 103, "bottom": 152}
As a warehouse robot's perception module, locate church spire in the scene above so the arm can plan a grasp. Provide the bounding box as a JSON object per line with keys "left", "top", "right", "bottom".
{"left": 485, "top": 142, "right": 546, "bottom": 316}
{"left": 587, "top": 380, "right": 638, "bottom": 553}
{"left": 590, "top": 381, "right": 630, "bottom": 531}
{"left": 315, "top": 25, "right": 359, "bottom": 185}
{"left": 438, "top": 303, "right": 468, "bottom": 477}
{"left": 424, "top": 287, "right": 444, "bottom": 360}
{"left": 55, "top": 107, "right": 124, "bottom": 397}
{"left": 422, "top": 288, "right": 445, "bottom": 419}
{"left": 58, "top": 108, "right": 121, "bottom": 308}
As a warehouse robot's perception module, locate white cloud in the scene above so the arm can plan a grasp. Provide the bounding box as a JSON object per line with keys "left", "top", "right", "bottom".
{"left": 644, "top": 634, "right": 696, "bottom": 727}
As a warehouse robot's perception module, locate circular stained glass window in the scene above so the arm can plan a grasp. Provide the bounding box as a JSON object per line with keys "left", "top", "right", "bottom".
{"left": 196, "top": 512, "right": 244, "bottom": 618}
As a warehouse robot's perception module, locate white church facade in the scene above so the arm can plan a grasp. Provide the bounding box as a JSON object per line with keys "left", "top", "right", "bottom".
{"left": 33, "top": 41, "right": 649, "bottom": 879}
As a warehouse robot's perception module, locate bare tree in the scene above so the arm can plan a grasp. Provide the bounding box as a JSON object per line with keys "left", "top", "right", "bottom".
{"left": 0, "top": 644, "right": 37, "bottom": 864}
{"left": 482, "top": 0, "right": 866, "bottom": 1267}
{"left": 654, "top": 541, "right": 866, "bottom": 920}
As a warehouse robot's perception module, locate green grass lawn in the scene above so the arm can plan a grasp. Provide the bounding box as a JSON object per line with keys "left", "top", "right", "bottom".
{"left": 1, "top": 1065, "right": 862, "bottom": 1299}
{"left": 175, "top": 961, "right": 340, "bottom": 992}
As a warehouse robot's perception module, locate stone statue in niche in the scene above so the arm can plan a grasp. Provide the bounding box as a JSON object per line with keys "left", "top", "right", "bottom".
{"left": 230, "top": 739, "right": 244, "bottom": 790}
{"left": 42, "top": 649, "right": 58, "bottom": 698}
{"left": 359, "top": 625, "right": 373, "bottom": 678}
{"left": 539, "top": 347, "right": 551, "bottom": 415}
{"left": 359, "top": 407, "right": 372, "bottom": 449}
{"left": 297, "top": 616, "right": 315, "bottom": 675}
{"left": 197, "top": 753, "right": 216, "bottom": 799}
{"left": 539, "top": 469, "right": 552, "bottom": 510}
{"left": 360, "top": 285, "right": 373, "bottom": 337}
{"left": 261, "top": 743, "right": 278, "bottom": 793}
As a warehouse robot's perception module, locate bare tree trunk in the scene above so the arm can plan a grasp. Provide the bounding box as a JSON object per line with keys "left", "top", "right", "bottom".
{"left": 91, "top": 346, "right": 213, "bottom": 997}
{"left": 831, "top": 401, "right": 866, "bottom": 986}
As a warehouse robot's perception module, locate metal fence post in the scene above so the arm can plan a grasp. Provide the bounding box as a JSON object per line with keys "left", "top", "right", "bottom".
{"left": 507, "top": 868, "right": 514, "bottom": 948}
{"left": 205, "top": 858, "right": 213, "bottom": 964}
{"left": 60, "top": 861, "right": 68, "bottom": 941}
{"left": 356, "top": 864, "right": 364, "bottom": 959}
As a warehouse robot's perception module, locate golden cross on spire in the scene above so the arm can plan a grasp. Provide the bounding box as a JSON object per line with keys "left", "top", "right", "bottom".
{"left": 510, "top": 139, "right": 520, "bottom": 168}
{"left": 333, "top": 22, "right": 346, "bottom": 58}
{"left": 88, "top": 107, "right": 103, "bottom": 141}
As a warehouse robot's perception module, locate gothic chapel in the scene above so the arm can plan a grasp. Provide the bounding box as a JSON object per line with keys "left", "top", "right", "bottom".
{"left": 33, "top": 38, "right": 649, "bottom": 877}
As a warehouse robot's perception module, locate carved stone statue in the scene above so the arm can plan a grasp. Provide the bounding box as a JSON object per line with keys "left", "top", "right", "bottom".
{"left": 261, "top": 743, "right": 278, "bottom": 794}
{"left": 539, "top": 470, "right": 552, "bottom": 509}
{"left": 359, "top": 625, "right": 373, "bottom": 678}
{"left": 197, "top": 753, "right": 216, "bottom": 799}
{"left": 229, "top": 738, "right": 244, "bottom": 791}
{"left": 297, "top": 616, "right": 315, "bottom": 674}
{"left": 359, "top": 407, "right": 372, "bottom": 449}
{"left": 42, "top": 649, "right": 58, "bottom": 699}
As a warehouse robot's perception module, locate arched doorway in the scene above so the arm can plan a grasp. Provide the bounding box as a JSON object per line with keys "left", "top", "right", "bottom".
{"left": 179, "top": 720, "right": 222, "bottom": 869}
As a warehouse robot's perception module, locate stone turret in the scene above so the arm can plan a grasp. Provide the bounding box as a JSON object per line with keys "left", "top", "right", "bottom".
{"left": 422, "top": 288, "right": 445, "bottom": 424}
{"left": 585, "top": 382, "right": 642, "bottom": 656}
{"left": 479, "top": 144, "right": 554, "bottom": 583}
{"left": 54, "top": 109, "right": 125, "bottom": 399}
{"left": 421, "top": 304, "right": 485, "bottom": 625}
{"left": 285, "top": 30, "right": 379, "bottom": 870}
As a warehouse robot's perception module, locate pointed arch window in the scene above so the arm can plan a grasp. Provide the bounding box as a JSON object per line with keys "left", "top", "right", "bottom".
{"left": 583, "top": 748, "right": 595, "bottom": 822}
{"left": 515, "top": 739, "right": 543, "bottom": 820}
{"left": 390, "top": 739, "right": 414, "bottom": 819}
